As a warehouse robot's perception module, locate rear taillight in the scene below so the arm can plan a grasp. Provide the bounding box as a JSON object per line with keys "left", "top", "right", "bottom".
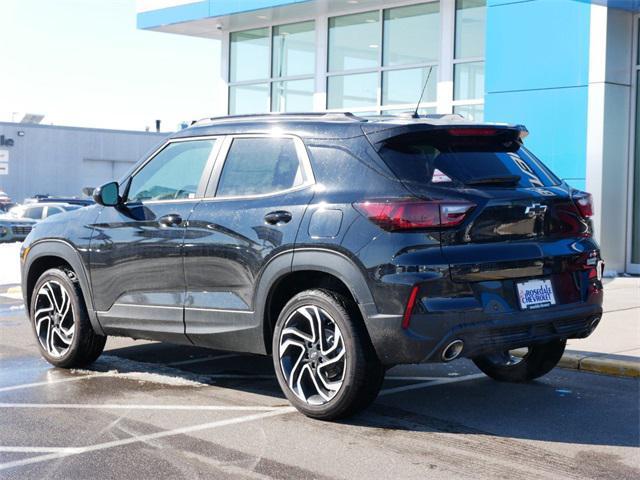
{"left": 354, "top": 199, "right": 475, "bottom": 231}
{"left": 572, "top": 192, "right": 593, "bottom": 218}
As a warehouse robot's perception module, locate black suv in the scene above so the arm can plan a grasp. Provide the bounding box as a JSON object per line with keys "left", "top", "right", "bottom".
{"left": 21, "top": 113, "right": 604, "bottom": 419}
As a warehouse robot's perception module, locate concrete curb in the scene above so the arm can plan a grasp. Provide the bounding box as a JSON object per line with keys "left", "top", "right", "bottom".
{"left": 516, "top": 349, "right": 640, "bottom": 378}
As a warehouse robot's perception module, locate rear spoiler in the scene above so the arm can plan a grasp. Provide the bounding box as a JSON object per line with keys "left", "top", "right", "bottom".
{"left": 361, "top": 123, "right": 529, "bottom": 148}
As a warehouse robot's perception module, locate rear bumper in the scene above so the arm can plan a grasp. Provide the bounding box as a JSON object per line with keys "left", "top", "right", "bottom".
{"left": 365, "top": 300, "right": 602, "bottom": 366}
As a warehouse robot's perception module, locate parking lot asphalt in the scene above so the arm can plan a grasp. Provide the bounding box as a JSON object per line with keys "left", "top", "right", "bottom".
{"left": 1, "top": 293, "right": 639, "bottom": 480}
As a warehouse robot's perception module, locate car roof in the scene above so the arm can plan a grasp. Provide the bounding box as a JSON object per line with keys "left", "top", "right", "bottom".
{"left": 170, "top": 112, "right": 527, "bottom": 141}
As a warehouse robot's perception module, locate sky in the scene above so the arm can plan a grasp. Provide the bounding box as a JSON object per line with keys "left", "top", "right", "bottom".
{"left": 0, "top": 0, "right": 221, "bottom": 132}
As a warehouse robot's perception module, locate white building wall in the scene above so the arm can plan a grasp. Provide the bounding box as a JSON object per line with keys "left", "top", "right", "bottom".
{"left": 0, "top": 123, "right": 167, "bottom": 203}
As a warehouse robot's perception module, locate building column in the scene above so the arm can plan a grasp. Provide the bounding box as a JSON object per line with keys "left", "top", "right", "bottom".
{"left": 585, "top": 5, "right": 633, "bottom": 274}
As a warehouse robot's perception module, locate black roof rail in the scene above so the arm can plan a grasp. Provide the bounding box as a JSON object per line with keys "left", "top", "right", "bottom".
{"left": 190, "top": 111, "right": 367, "bottom": 126}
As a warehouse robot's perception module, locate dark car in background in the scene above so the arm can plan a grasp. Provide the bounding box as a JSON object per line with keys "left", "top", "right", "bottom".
{"left": 0, "top": 190, "right": 12, "bottom": 211}
{"left": 1, "top": 202, "right": 83, "bottom": 243}
{"left": 20, "top": 113, "right": 604, "bottom": 420}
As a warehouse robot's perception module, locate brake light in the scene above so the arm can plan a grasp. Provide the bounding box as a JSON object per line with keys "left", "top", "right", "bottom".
{"left": 572, "top": 192, "right": 593, "bottom": 218}
{"left": 448, "top": 128, "right": 498, "bottom": 136}
{"left": 354, "top": 200, "right": 475, "bottom": 231}
{"left": 402, "top": 285, "right": 420, "bottom": 329}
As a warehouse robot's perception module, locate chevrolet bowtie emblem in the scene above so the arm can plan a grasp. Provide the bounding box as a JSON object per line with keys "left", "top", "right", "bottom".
{"left": 525, "top": 203, "right": 548, "bottom": 217}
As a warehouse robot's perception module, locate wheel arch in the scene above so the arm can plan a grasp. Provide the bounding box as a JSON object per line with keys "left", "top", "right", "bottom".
{"left": 23, "top": 240, "right": 104, "bottom": 335}
{"left": 255, "top": 248, "right": 378, "bottom": 354}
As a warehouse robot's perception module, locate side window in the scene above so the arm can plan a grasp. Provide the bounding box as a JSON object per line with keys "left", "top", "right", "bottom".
{"left": 23, "top": 206, "right": 44, "bottom": 219}
{"left": 127, "top": 139, "right": 216, "bottom": 202}
{"left": 216, "top": 137, "right": 307, "bottom": 197}
{"left": 44, "top": 206, "right": 63, "bottom": 218}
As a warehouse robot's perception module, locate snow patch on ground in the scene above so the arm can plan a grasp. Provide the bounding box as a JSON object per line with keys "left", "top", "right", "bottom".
{"left": 0, "top": 242, "right": 22, "bottom": 287}
{"left": 71, "top": 355, "right": 210, "bottom": 388}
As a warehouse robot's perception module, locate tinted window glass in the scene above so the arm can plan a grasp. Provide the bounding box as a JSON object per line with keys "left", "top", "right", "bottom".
{"left": 217, "top": 138, "right": 305, "bottom": 197}
{"left": 22, "top": 206, "right": 44, "bottom": 219}
{"left": 378, "top": 133, "right": 560, "bottom": 188}
{"left": 127, "top": 140, "right": 215, "bottom": 202}
{"left": 45, "top": 206, "right": 64, "bottom": 217}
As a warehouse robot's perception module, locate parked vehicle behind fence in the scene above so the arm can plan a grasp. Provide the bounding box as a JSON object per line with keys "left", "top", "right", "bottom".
{"left": 20, "top": 113, "right": 604, "bottom": 420}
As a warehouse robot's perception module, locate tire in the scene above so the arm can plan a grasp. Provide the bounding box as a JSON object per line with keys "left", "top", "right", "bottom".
{"left": 30, "top": 268, "right": 106, "bottom": 368}
{"left": 272, "top": 289, "right": 384, "bottom": 420}
{"left": 472, "top": 339, "right": 566, "bottom": 382}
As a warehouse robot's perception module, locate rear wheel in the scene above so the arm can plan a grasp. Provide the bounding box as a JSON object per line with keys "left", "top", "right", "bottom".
{"left": 30, "top": 268, "right": 106, "bottom": 368}
{"left": 272, "top": 289, "right": 384, "bottom": 420}
{"left": 472, "top": 339, "right": 566, "bottom": 382}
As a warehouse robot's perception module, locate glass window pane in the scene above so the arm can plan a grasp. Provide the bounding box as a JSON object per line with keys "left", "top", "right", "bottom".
{"left": 455, "top": 0, "right": 486, "bottom": 59}
{"left": 328, "top": 11, "right": 379, "bottom": 72}
{"left": 383, "top": 3, "right": 440, "bottom": 66}
{"left": 217, "top": 138, "right": 304, "bottom": 197}
{"left": 272, "top": 79, "right": 314, "bottom": 112}
{"left": 128, "top": 140, "right": 215, "bottom": 202}
{"left": 23, "top": 206, "right": 44, "bottom": 219}
{"left": 229, "top": 83, "right": 270, "bottom": 115}
{"left": 272, "top": 21, "right": 315, "bottom": 78}
{"left": 453, "top": 104, "right": 484, "bottom": 122}
{"left": 382, "top": 66, "right": 438, "bottom": 106}
{"left": 327, "top": 72, "right": 378, "bottom": 109}
{"left": 454, "top": 61, "right": 484, "bottom": 100}
{"left": 230, "top": 28, "right": 270, "bottom": 82}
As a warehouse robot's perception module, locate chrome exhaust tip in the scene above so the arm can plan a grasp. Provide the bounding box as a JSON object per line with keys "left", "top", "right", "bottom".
{"left": 441, "top": 339, "right": 464, "bottom": 362}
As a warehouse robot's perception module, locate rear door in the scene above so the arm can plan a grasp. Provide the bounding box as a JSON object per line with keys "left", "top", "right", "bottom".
{"left": 183, "top": 134, "right": 315, "bottom": 352}
{"left": 371, "top": 126, "right": 598, "bottom": 308}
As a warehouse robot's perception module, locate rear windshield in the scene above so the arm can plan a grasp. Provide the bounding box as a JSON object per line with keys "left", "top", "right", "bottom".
{"left": 377, "top": 131, "right": 560, "bottom": 188}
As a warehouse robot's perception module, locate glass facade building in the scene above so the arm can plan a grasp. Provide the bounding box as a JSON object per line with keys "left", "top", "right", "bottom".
{"left": 137, "top": 0, "right": 640, "bottom": 274}
{"left": 225, "top": 1, "right": 484, "bottom": 117}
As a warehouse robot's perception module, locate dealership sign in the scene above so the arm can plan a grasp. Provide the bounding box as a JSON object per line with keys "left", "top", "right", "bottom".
{"left": 0, "top": 150, "right": 8, "bottom": 175}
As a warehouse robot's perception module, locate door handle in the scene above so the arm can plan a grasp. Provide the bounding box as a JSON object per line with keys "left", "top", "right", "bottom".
{"left": 158, "top": 213, "right": 183, "bottom": 227}
{"left": 264, "top": 210, "right": 292, "bottom": 225}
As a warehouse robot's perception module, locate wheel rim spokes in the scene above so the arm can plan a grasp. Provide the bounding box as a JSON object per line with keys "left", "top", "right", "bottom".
{"left": 279, "top": 305, "right": 346, "bottom": 405}
{"left": 34, "top": 281, "right": 74, "bottom": 358}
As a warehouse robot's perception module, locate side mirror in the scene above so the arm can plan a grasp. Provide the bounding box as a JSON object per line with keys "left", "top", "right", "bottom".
{"left": 93, "top": 181, "right": 121, "bottom": 207}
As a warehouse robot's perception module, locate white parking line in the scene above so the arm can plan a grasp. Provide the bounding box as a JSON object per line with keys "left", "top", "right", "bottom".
{"left": 0, "top": 403, "right": 282, "bottom": 411}
{"left": 0, "top": 447, "right": 83, "bottom": 454}
{"left": 166, "top": 353, "right": 241, "bottom": 367}
{"left": 379, "top": 373, "right": 485, "bottom": 396}
{"left": 0, "top": 407, "right": 295, "bottom": 471}
{"left": 0, "top": 375, "right": 95, "bottom": 393}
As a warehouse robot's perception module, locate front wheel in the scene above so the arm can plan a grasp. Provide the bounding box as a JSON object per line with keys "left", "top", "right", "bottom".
{"left": 30, "top": 268, "right": 107, "bottom": 368}
{"left": 272, "top": 289, "right": 384, "bottom": 420}
{"left": 472, "top": 339, "right": 566, "bottom": 382}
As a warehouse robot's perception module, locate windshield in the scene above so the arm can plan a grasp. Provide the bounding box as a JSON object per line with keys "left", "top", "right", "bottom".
{"left": 377, "top": 132, "right": 560, "bottom": 188}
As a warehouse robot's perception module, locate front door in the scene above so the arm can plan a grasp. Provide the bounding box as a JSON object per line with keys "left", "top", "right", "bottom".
{"left": 90, "top": 137, "right": 220, "bottom": 341}
{"left": 183, "top": 134, "right": 316, "bottom": 352}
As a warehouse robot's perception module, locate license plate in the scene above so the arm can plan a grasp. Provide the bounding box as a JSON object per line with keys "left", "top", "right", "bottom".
{"left": 516, "top": 279, "right": 556, "bottom": 310}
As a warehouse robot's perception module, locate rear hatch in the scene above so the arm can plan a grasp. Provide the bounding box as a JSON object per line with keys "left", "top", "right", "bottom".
{"left": 364, "top": 123, "right": 599, "bottom": 308}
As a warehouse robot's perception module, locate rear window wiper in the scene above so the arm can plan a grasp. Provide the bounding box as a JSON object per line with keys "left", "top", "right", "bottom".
{"left": 464, "top": 175, "right": 521, "bottom": 186}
